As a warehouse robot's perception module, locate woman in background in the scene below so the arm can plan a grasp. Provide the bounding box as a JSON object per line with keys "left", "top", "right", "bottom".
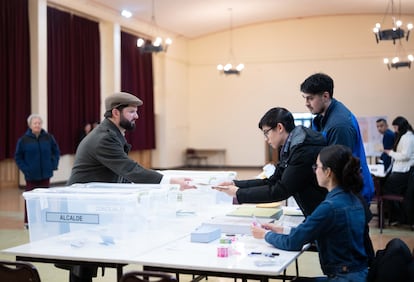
{"left": 251, "top": 144, "right": 370, "bottom": 282}
{"left": 15, "top": 114, "right": 60, "bottom": 228}
{"left": 383, "top": 116, "right": 414, "bottom": 225}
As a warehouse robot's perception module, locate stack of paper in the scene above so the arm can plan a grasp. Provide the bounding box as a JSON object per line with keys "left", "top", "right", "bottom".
{"left": 226, "top": 205, "right": 282, "bottom": 219}
{"left": 202, "top": 215, "right": 274, "bottom": 234}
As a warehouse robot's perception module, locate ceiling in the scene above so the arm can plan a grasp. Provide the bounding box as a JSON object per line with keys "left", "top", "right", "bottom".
{"left": 87, "top": 0, "right": 414, "bottom": 39}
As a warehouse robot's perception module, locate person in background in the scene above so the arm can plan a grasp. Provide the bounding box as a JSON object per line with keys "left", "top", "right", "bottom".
{"left": 300, "top": 73, "right": 374, "bottom": 205}
{"left": 376, "top": 118, "right": 395, "bottom": 172}
{"left": 214, "top": 107, "right": 327, "bottom": 217}
{"left": 251, "top": 145, "right": 371, "bottom": 282}
{"left": 65, "top": 92, "right": 195, "bottom": 282}
{"left": 382, "top": 116, "right": 414, "bottom": 225}
{"left": 92, "top": 121, "right": 99, "bottom": 129}
{"left": 14, "top": 114, "right": 60, "bottom": 228}
{"left": 78, "top": 122, "right": 92, "bottom": 144}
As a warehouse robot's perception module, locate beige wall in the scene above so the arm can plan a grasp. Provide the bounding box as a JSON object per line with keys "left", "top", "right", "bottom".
{"left": 187, "top": 15, "right": 414, "bottom": 166}
{"left": 28, "top": 0, "right": 414, "bottom": 176}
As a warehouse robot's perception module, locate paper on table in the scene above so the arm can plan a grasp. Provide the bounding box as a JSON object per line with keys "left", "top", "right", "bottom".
{"left": 202, "top": 215, "right": 274, "bottom": 234}
{"left": 277, "top": 214, "right": 305, "bottom": 228}
{"left": 282, "top": 206, "right": 303, "bottom": 216}
{"left": 227, "top": 206, "right": 282, "bottom": 219}
{"left": 256, "top": 202, "right": 281, "bottom": 208}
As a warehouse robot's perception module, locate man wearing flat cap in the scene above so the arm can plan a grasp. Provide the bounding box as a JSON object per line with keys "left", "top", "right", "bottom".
{"left": 65, "top": 92, "right": 195, "bottom": 282}
{"left": 68, "top": 91, "right": 194, "bottom": 187}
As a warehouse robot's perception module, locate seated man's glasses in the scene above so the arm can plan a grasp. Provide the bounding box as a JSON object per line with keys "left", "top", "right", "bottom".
{"left": 263, "top": 127, "right": 275, "bottom": 138}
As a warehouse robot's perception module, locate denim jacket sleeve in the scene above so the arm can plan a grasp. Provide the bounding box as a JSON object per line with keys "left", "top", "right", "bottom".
{"left": 264, "top": 200, "right": 334, "bottom": 251}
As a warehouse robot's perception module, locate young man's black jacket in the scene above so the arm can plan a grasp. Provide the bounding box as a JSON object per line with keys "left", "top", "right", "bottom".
{"left": 235, "top": 125, "right": 327, "bottom": 217}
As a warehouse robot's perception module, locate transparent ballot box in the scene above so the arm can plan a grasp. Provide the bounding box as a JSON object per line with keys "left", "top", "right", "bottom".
{"left": 23, "top": 184, "right": 178, "bottom": 242}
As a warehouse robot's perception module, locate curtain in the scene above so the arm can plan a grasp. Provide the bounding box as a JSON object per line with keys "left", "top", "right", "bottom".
{"left": 121, "top": 31, "right": 156, "bottom": 150}
{"left": 0, "top": 0, "right": 31, "bottom": 160}
{"left": 47, "top": 7, "right": 100, "bottom": 154}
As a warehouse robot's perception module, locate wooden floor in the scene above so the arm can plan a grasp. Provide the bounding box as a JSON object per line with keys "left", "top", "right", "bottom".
{"left": 1, "top": 168, "right": 413, "bottom": 281}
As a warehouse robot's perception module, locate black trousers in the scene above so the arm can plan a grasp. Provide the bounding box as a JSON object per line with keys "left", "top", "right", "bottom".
{"left": 383, "top": 171, "right": 410, "bottom": 223}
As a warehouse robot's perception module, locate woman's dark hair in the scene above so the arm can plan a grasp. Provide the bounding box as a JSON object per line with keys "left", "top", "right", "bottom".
{"left": 258, "top": 107, "right": 295, "bottom": 133}
{"left": 319, "top": 144, "right": 363, "bottom": 193}
{"left": 392, "top": 116, "right": 413, "bottom": 151}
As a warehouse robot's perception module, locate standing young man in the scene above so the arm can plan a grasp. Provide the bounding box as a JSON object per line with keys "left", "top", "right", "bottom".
{"left": 299, "top": 73, "right": 374, "bottom": 204}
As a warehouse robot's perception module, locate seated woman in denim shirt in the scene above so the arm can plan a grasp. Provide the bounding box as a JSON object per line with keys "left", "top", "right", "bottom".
{"left": 252, "top": 144, "right": 369, "bottom": 282}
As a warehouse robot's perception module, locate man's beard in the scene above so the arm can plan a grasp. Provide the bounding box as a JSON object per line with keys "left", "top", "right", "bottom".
{"left": 120, "top": 116, "right": 136, "bottom": 131}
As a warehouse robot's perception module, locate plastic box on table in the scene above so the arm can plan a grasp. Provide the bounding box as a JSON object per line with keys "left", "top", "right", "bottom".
{"left": 23, "top": 184, "right": 179, "bottom": 242}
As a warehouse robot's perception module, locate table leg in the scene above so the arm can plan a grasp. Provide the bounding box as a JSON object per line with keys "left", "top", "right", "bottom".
{"left": 116, "top": 265, "right": 123, "bottom": 282}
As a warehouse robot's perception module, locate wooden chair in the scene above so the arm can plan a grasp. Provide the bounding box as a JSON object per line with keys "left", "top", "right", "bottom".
{"left": 185, "top": 148, "right": 208, "bottom": 167}
{"left": 372, "top": 173, "right": 404, "bottom": 233}
{"left": 379, "top": 193, "right": 405, "bottom": 233}
{"left": 376, "top": 169, "right": 414, "bottom": 233}
{"left": 374, "top": 176, "right": 414, "bottom": 234}
{"left": 0, "top": 260, "right": 41, "bottom": 282}
{"left": 120, "top": 270, "right": 177, "bottom": 282}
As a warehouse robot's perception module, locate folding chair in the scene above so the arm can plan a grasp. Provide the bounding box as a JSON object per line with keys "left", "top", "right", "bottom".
{"left": 0, "top": 260, "right": 41, "bottom": 282}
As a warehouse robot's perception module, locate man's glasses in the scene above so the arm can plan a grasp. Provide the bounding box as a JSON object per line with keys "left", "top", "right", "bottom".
{"left": 263, "top": 127, "right": 275, "bottom": 138}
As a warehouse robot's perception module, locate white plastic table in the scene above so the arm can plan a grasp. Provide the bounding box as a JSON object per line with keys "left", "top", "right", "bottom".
{"left": 2, "top": 205, "right": 306, "bottom": 282}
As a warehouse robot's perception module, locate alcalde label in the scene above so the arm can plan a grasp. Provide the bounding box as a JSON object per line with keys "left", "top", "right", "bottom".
{"left": 46, "top": 212, "right": 99, "bottom": 224}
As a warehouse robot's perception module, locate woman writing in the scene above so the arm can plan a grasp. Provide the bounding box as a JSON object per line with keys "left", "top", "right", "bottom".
{"left": 251, "top": 144, "right": 370, "bottom": 281}
{"left": 383, "top": 116, "right": 414, "bottom": 225}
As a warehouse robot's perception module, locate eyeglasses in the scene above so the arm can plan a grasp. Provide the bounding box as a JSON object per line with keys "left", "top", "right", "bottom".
{"left": 312, "top": 164, "right": 324, "bottom": 172}
{"left": 263, "top": 127, "right": 275, "bottom": 138}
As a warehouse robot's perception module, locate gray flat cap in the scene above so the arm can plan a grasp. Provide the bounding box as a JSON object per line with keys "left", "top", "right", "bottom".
{"left": 105, "top": 92, "right": 143, "bottom": 111}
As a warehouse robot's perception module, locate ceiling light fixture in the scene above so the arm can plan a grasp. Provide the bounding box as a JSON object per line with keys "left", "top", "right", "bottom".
{"left": 121, "top": 10, "right": 132, "bottom": 19}
{"left": 217, "top": 8, "right": 244, "bottom": 75}
{"left": 136, "top": 0, "right": 172, "bottom": 53}
{"left": 383, "top": 41, "right": 413, "bottom": 70}
{"left": 373, "top": 0, "right": 412, "bottom": 44}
